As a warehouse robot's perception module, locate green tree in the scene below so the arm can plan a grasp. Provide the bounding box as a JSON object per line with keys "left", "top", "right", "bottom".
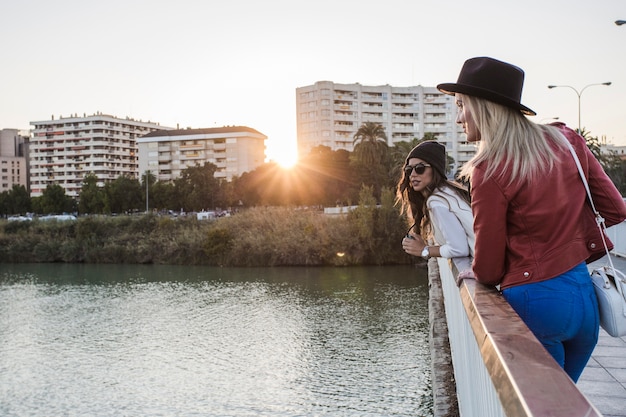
{"left": 105, "top": 176, "right": 142, "bottom": 213}
{"left": 351, "top": 122, "right": 390, "bottom": 200}
{"left": 5, "top": 184, "right": 31, "bottom": 215}
{"left": 174, "top": 163, "right": 220, "bottom": 211}
{"left": 352, "top": 122, "right": 389, "bottom": 165}
{"left": 0, "top": 192, "right": 6, "bottom": 215}
{"left": 79, "top": 173, "right": 105, "bottom": 214}
{"left": 230, "top": 170, "right": 261, "bottom": 208}
{"left": 38, "top": 184, "right": 75, "bottom": 214}
{"left": 217, "top": 178, "right": 237, "bottom": 208}
{"left": 297, "top": 146, "right": 358, "bottom": 206}
{"left": 151, "top": 181, "right": 177, "bottom": 212}
{"left": 389, "top": 139, "right": 420, "bottom": 188}
{"left": 349, "top": 184, "right": 378, "bottom": 261}
{"left": 581, "top": 129, "right": 624, "bottom": 193}
{"left": 231, "top": 162, "right": 293, "bottom": 207}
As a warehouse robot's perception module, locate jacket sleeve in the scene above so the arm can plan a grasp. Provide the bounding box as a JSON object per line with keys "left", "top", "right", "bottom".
{"left": 470, "top": 169, "right": 508, "bottom": 286}
{"left": 429, "top": 202, "right": 471, "bottom": 258}
{"left": 566, "top": 127, "right": 626, "bottom": 227}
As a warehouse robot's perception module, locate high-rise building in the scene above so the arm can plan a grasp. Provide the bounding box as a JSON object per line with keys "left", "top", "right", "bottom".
{"left": 29, "top": 113, "right": 170, "bottom": 197}
{"left": 0, "top": 128, "right": 29, "bottom": 193}
{"left": 296, "top": 81, "right": 475, "bottom": 172}
{"left": 137, "top": 126, "right": 267, "bottom": 182}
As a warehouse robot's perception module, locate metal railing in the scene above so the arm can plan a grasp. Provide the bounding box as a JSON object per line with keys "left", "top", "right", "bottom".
{"left": 607, "top": 220, "right": 626, "bottom": 258}
{"left": 433, "top": 256, "right": 602, "bottom": 417}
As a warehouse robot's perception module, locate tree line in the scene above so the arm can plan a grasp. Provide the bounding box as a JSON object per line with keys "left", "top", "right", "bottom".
{"left": 1, "top": 123, "right": 623, "bottom": 217}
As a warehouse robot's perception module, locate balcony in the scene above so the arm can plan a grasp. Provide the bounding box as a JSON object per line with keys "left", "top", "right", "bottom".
{"left": 391, "top": 94, "right": 416, "bottom": 103}
{"left": 180, "top": 143, "right": 205, "bottom": 150}
{"left": 184, "top": 153, "right": 204, "bottom": 160}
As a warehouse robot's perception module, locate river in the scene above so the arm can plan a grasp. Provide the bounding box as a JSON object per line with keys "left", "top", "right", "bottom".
{"left": 0, "top": 263, "right": 432, "bottom": 417}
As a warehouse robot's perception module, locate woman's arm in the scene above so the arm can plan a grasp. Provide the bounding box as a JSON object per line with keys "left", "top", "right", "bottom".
{"left": 430, "top": 203, "right": 471, "bottom": 258}
{"left": 470, "top": 172, "right": 508, "bottom": 286}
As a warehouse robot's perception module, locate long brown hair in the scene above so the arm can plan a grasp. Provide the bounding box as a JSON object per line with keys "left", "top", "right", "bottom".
{"left": 396, "top": 164, "right": 470, "bottom": 240}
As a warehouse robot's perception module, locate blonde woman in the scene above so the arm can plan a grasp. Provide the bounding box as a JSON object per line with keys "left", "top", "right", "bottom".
{"left": 437, "top": 57, "right": 626, "bottom": 382}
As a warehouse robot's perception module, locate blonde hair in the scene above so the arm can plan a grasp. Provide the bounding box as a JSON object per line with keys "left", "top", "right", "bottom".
{"left": 459, "top": 94, "right": 568, "bottom": 185}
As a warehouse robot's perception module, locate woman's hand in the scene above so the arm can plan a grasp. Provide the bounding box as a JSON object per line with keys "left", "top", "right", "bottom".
{"left": 402, "top": 233, "right": 426, "bottom": 257}
{"left": 456, "top": 269, "right": 475, "bottom": 287}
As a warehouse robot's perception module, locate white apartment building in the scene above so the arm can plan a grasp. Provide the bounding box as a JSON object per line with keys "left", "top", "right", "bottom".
{"left": 601, "top": 143, "right": 626, "bottom": 160}
{"left": 29, "top": 113, "right": 170, "bottom": 197}
{"left": 0, "top": 129, "right": 29, "bottom": 193}
{"left": 137, "top": 126, "right": 267, "bottom": 182}
{"left": 296, "top": 81, "right": 475, "bottom": 172}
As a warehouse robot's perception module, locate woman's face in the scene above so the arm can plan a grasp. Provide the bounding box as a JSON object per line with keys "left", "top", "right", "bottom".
{"left": 455, "top": 94, "right": 481, "bottom": 142}
{"left": 406, "top": 157, "right": 433, "bottom": 196}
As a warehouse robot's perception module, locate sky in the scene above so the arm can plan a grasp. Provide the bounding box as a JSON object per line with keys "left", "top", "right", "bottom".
{"left": 1, "top": 0, "right": 625, "bottom": 166}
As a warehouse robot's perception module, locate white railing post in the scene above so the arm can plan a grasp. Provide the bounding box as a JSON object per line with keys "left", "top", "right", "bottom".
{"left": 432, "top": 257, "right": 602, "bottom": 417}
{"left": 607, "top": 221, "right": 626, "bottom": 258}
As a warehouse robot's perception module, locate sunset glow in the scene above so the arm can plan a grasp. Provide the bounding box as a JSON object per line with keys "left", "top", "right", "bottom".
{"left": 267, "top": 138, "right": 299, "bottom": 168}
{"left": 1, "top": 1, "right": 624, "bottom": 147}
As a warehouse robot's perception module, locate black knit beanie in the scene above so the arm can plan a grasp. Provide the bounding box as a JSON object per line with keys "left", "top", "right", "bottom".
{"left": 406, "top": 141, "right": 447, "bottom": 177}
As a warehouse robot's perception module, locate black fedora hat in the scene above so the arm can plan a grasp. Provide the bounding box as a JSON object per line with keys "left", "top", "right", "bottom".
{"left": 437, "top": 57, "right": 536, "bottom": 116}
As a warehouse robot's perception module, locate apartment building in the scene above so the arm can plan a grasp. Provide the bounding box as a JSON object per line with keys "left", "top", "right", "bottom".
{"left": 0, "top": 129, "right": 29, "bottom": 193}
{"left": 137, "top": 126, "right": 267, "bottom": 182}
{"left": 29, "top": 113, "right": 170, "bottom": 197}
{"left": 296, "top": 81, "right": 475, "bottom": 172}
{"left": 602, "top": 143, "right": 626, "bottom": 161}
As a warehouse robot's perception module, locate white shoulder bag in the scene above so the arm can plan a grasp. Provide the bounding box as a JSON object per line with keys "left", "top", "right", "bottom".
{"left": 566, "top": 140, "right": 626, "bottom": 337}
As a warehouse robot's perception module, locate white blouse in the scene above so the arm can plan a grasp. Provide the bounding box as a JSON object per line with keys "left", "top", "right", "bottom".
{"left": 427, "top": 186, "right": 475, "bottom": 259}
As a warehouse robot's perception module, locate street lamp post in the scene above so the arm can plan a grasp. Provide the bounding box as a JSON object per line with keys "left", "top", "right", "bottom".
{"left": 145, "top": 170, "right": 150, "bottom": 214}
{"left": 547, "top": 82, "right": 611, "bottom": 132}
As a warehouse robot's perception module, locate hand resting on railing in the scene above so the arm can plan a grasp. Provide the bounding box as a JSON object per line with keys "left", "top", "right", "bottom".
{"left": 456, "top": 268, "right": 475, "bottom": 287}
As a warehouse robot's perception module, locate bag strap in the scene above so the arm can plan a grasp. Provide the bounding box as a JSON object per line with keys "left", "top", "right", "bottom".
{"left": 564, "top": 140, "right": 616, "bottom": 272}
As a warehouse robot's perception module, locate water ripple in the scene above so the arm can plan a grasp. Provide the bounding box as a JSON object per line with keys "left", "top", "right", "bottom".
{"left": 0, "top": 264, "right": 431, "bottom": 416}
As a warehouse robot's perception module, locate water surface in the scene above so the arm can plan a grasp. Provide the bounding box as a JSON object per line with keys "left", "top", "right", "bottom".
{"left": 0, "top": 264, "right": 432, "bottom": 416}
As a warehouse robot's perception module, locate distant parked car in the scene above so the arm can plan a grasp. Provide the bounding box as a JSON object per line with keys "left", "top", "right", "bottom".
{"left": 39, "top": 214, "right": 77, "bottom": 221}
{"left": 7, "top": 216, "right": 32, "bottom": 222}
{"left": 197, "top": 211, "right": 216, "bottom": 220}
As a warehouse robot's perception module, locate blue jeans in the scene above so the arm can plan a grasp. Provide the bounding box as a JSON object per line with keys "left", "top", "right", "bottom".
{"left": 502, "top": 262, "right": 599, "bottom": 382}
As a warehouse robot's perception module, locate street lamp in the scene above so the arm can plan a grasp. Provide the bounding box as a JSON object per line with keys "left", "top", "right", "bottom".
{"left": 616, "top": 20, "right": 626, "bottom": 26}
{"left": 547, "top": 82, "right": 611, "bottom": 132}
{"left": 145, "top": 170, "right": 150, "bottom": 214}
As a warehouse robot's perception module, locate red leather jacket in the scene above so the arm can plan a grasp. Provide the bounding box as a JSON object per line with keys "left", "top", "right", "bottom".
{"left": 471, "top": 124, "right": 626, "bottom": 289}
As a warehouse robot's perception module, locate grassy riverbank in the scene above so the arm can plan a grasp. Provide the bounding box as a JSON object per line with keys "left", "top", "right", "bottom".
{"left": 0, "top": 204, "right": 413, "bottom": 267}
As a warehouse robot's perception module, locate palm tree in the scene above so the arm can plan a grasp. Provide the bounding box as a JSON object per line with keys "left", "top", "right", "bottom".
{"left": 580, "top": 128, "right": 624, "bottom": 192}
{"left": 349, "top": 122, "right": 390, "bottom": 200}
{"left": 352, "top": 122, "right": 389, "bottom": 166}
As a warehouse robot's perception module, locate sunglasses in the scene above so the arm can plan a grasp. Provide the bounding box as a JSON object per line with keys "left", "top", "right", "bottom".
{"left": 404, "top": 163, "right": 431, "bottom": 175}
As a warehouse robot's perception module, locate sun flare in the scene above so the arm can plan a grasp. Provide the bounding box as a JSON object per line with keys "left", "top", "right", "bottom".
{"left": 275, "top": 153, "right": 298, "bottom": 168}
{"left": 267, "top": 139, "right": 299, "bottom": 168}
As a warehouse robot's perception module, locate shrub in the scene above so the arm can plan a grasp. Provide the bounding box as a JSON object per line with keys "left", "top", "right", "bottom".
{"left": 0, "top": 204, "right": 412, "bottom": 266}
